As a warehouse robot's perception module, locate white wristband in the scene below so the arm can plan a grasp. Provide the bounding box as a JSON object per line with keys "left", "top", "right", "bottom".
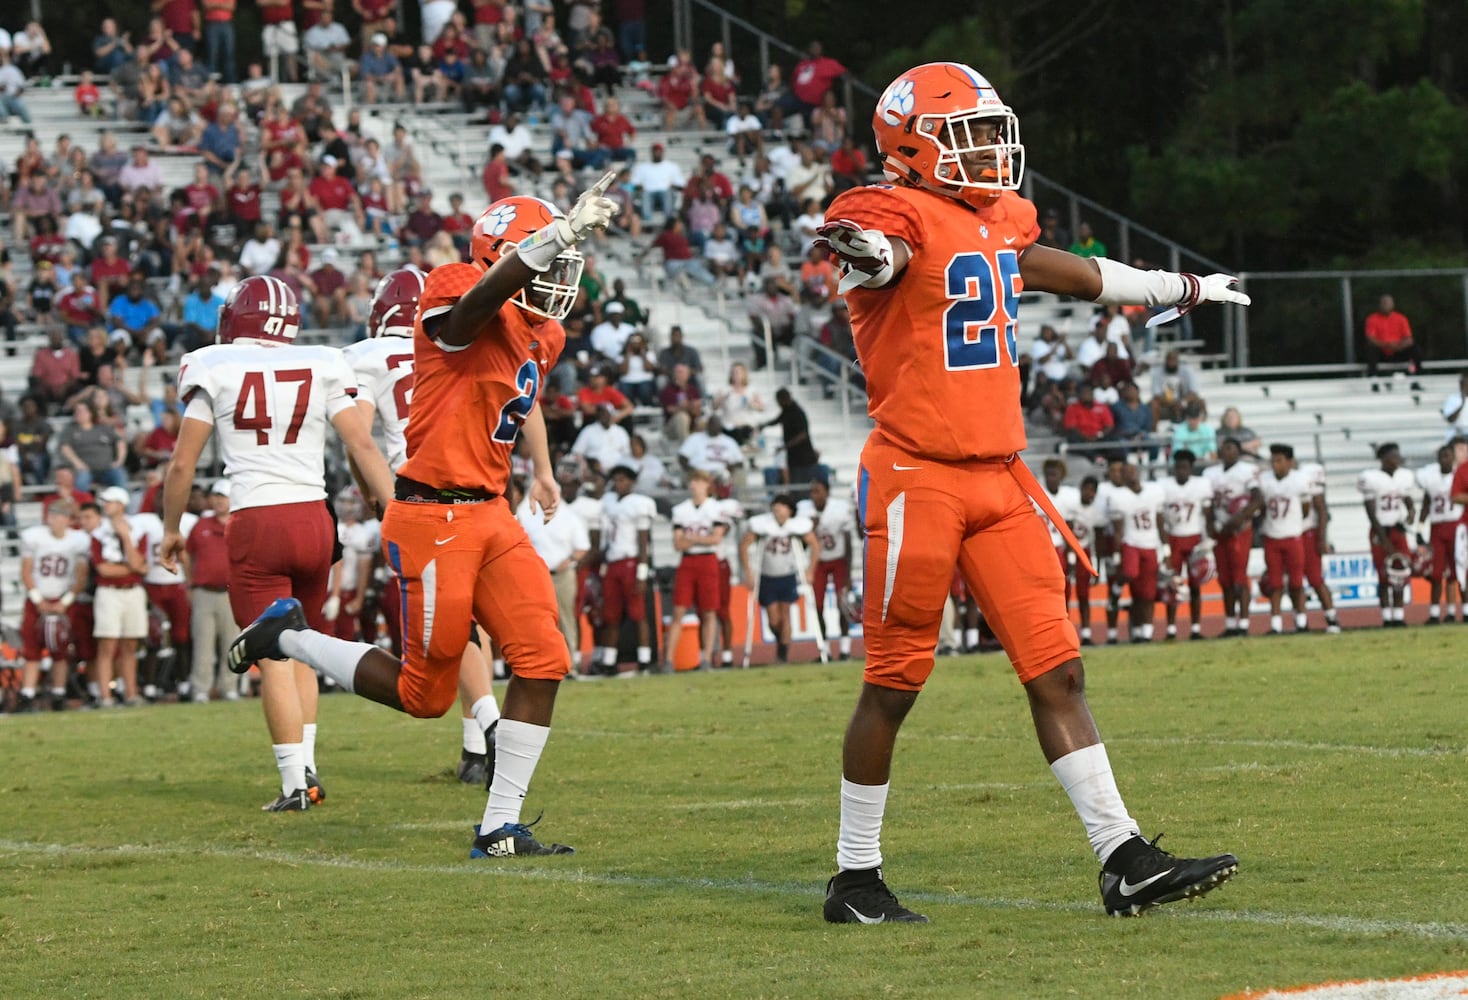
{"left": 27, "top": 588, "right": 43, "bottom": 605}
{"left": 635, "top": 563, "right": 649, "bottom": 582}
{"left": 516, "top": 220, "right": 574, "bottom": 273}
{"left": 1092, "top": 257, "right": 1190, "bottom": 307}
{"left": 59, "top": 592, "right": 76, "bottom": 609}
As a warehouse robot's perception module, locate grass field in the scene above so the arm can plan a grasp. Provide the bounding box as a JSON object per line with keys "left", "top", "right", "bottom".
{"left": 4, "top": 629, "right": 1468, "bottom": 999}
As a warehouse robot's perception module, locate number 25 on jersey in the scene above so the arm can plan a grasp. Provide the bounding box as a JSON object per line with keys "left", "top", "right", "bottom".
{"left": 943, "top": 249, "right": 1020, "bottom": 372}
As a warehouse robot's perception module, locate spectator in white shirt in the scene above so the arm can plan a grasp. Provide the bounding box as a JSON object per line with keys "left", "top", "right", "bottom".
{"left": 1031, "top": 325, "right": 1073, "bottom": 384}
{"left": 1074, "top": 319, "right": 1112, "bottom": 370}
{"left": 487, "top": 113, "right": 541, "bottom": 175}
{"left": 725, "top": 98, "right": 763, "bottom": 159}
{"left": 629, "top": 433, "right": 671, "bottom": 496}
{"left": 678, "top": 415, "right": 744, "bottom": 483}
{"left": 118, "top": 146, "right": 163, "bottom": 194}
{"left": 702, "top": 221, "right": 742, "bottom": 280}
{"left": 0, "top": 52, "right": 31, "bottom": 125}
{"left": 571, "top": 404, "right": 633, "bottom": 475}
{"left": 629, "top": 143, "right": 686, "bottom": 220}
{"left": 590, "top": 301, "right": 637, "bottom": 361}
{"left": 239, "top": 222, "right": 282, "bottom": 276}
{"left": 1442, "top": 371, "right": 1468, "bottom": 440}
{"left": 304, "top": 8, "right": 352, "bottom": 82}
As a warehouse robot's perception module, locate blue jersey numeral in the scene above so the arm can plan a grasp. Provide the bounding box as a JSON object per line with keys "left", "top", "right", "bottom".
{"left": 492, "top": 360, "right": 541, "bottom": 444}
{"left": 942, "top": 250, "right": 1020, "bottom": 370}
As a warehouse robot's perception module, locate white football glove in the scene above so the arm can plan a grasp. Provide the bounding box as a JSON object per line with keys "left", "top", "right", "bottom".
{"left": 321, "top": 595, "right": 340, "bottom": 622}
{"left": 1146, "top": 273, "right": 1252, "bottom": 328}
{"left": 517, "top": 170, "right": 618, "bottom": 271}
{"left": 814, "top": 218, "right": 894, "bottom": 294}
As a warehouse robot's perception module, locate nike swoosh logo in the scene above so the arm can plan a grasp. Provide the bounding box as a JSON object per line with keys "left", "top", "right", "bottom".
{"left": 892, "top": 463, "right": 921, "bottom": 472}
{"left": 844, "top": 903, "right": 886, "bottom": 924}
{"left": 434, "top": 536, "right": 458, "bottom": 546}
{"left": 1117, "top": 868, "right": 1174, "bottom": 897}
{"left": 1004, "top": 237, "right": 1017, "bottom": 245}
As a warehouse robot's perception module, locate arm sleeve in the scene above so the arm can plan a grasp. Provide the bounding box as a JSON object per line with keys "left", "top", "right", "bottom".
{"left": 184, "top": 392, "right": 215, "bottom": 425}
{"left": 322, "top": 351, "right": 359, "bottom": 419}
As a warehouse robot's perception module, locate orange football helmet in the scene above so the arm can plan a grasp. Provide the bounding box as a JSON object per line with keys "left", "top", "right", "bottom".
{"left": 469, "top": 196, "right": 583, "bottom": 322}
{"left": 872, "top": 62, "right": 1024, "bottom": 199}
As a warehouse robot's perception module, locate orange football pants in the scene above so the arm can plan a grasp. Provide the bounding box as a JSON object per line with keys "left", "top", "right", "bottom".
{"left": 381, "top": 497, "right": 569, "bottom": 718}
{"left": 857, "top": 438, "right": 1080, "bottom": 691}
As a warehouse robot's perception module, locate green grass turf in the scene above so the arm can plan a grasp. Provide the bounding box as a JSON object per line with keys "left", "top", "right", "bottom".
{"left": 3, "top": 629, "right": 1467, "bottom": 999}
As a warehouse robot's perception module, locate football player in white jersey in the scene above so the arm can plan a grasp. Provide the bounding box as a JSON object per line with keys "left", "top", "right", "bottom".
{"left": 324, "top": 486, "right": 380, "bottom": 640}
{"left": 1037, "top": 459, "right": 1082, "bottom": 622}
{"left": 130, "top": 503, "right": 198, "bottom": 700}
{"left": 1296, "top": 459, "right": 1341, "bottom": 633}
{"left": 715, "top": 494, "right": 746, "bottom": 666}
{"left": 665, "top": 469, "right": 730, "bottom": 671}
{"left": 740, "top": 494, "right": 819, "bottom": 663}
{"left": 159, "top": 274, "right": 395, "bottom": 811}
{"left": 1159, "top": 450, "right": 1213, "bottom": 640}
{"left": 1257, "top": 444, "right": 1313, "bottom": 634}
{"left": 797, "top": 476, "right": 857, "bottom": 661}
{"left": 567, "top": 471, "right": 607, "bottom": 676}
{"left": 595, "top": 464, "right": 658, "bottom": 675}
{"left": 344, "top": 268, "right": 504, "bottom": 785}
{"left": 1073, "top": 477, "right": 1109, "bottom": 646}
{"left": 1358, "top": 442, "right": 1417, "bottom": 627}
{"left": 1204, "top": 439, "right": 1262, "bottom": 636}
{"left": 1416, "top": 443, "right": 1464, "bottom": 623}
{"left": 17, "top": 500, "right": 92, "bottom": 712}
{"left": 1106, "top": 465, "right": 1166, "bottom": 643}
{"left": 1094, "top": 458, "right": 1127, "bottom": 644}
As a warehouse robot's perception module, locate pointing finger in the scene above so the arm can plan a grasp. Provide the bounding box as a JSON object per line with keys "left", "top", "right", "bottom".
{"left": 587, "top": 170, "right": 618, "bottom": 198}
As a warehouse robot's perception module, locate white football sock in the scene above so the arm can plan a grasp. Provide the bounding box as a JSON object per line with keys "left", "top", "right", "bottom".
{"left": 963, "top": 628, "right": 979, "bottom": 649}
{"left": 19, "top": 686, "right": 35, "bottom": 699}
{"left": 1270, "top": 614, "right": 1282, "bottom": 632}
{"left": 1224, "top": 616, "right": 1237, "bottom": 632}
{"left": 1106, "top": 628, "right": 1118, "bottom": 642}
{"left": 602, "top": 647, "right": 617, "bottom": 667}
{"left": 1191, "top": 624, "right": 1202, "bottom": 635}
{"left": 471, "top": 694, "right": 500, "bottom": 733}
{"left": 721, "top": 649, "right": 734, "bottom": 664}
{"left": 463, "top": 717, "right": 487, "bottom": 755}
{"left": 272, "top": 742, "right": 306, "bottom": 797}
{"left": 1325, "top": 608, "right": 1338, "bottom": 623}
{"left": 301, "top": 723, "right": 317, "bottom": 772}
{"left": 1050, "top": 744, "right": 1140, "bottom": 864}
{"left": 1392, "top": 606, "right": 1405, "bottom": 622}
{"left": 1140, "top": 624, "right": 1154, "bottom": 641}
{"left": 277, "top": 630, "right": 376, "bottom": 693}
{"left": 835, "top": 778, "right": 887, "bottom": 871}
{"left": 1080, "top": 627, "right": 1091, "bottom": 640}
{"left": 1430, "top": 603, "right": 1441, "bottom": 618}
{"left": 1165, "top": 625, "right": 1177, "bottom": 637}
{"left": 1381, "top": 607, "right": 1392, "bottom": 624}
{"left": 482, "top": 719, "right": 550, "bottom": 829}
{"left": 839, "top": 636, "right": 852, "bottom": 655}
{"left": 636, "top": 645, "right": 652, "bottom": 665}
{"left": 1295, "top": 613, "right": 1308, "bottom": 630}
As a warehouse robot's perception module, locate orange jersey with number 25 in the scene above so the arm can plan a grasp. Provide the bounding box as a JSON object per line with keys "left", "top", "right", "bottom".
{"left": 829, "top": 185, "right": 1039, "bottom": 462}
{"left": 398, "top": 262, "right": 565, "bottom": 495}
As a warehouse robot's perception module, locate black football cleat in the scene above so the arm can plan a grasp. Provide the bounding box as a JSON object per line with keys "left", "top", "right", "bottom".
{"left": 305, "top": 768, "right": 325, "bottom": 804}
{"left": 823, "top": 867, "right": 929, "bottom": 924}
{"left": 1099, "top": 833, "right": 1238, "bottom": 917}
{"left": 228, "top": 598, "right": 307, "bottom": 674}
{"left": 263, "top": 788, "right": 312, "bottom": 812}
{"left": 469, "top": 817, "right": 575, "bottom": 857}
{"left": 457, "top": 750, "right": 488, "bottom": 787}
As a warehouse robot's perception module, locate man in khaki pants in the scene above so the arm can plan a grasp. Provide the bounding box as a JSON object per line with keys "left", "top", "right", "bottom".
{"left": 186, "top": 480, "right": 242, "bottom": 700}
{"left": 512, "top": 476, "right": 591, "bottom": 674}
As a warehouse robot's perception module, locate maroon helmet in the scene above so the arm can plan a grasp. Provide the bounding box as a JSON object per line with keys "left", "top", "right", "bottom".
{"left": 369, "top": 267, "right": 425, "bottom": 338}
{"left": 217, "top": 275, "right": 301, "bottom": 345}
{"left": 1412, "top": 539, "right": 1434, "bottom": 578}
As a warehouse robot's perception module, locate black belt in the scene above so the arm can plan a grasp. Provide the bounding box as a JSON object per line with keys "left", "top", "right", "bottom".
{"left": 394, "top": 476, "right": 499, "bottom": 505}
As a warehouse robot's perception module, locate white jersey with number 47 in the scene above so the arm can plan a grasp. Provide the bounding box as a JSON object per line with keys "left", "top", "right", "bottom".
{"left": 179, "top": 343, "right": 359, "bottom": 511}
{"left": 343, "top": 337, "right": 415, "bottom": 472}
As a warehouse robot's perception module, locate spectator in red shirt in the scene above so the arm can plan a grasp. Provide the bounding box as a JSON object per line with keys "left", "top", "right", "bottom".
{"left": 226, "top": 166, "right": 262, "bottom": 230}
{"left": 56, "top": 273, "right": 104, "bottom": 342}
{"left": 440, "top": 192, "right": 474, "bottom": 234}
{"left": 1364, "top": 294, "right": 1422, "bottom": 378}
{"left": 638, "top": 217, "right": 717, "bottom": 287}
{"left": 1062, "top": 384, "right": 1116, "bottom": 447}
{"left": 135, "top": 408, "right": 181, "bottom": 469}
{"left": 791, "top": 40, "right": 846, "bottom": 117}
{"left": 830, "top": 133, "right": 867, "bottom": 193}
{"left": 159, "top": 0, "right": 201, "bottom": 54}
{"left": 41, "top": 467, "right": 94, "bottom": 520}
{"left": 404, "top": 190, "right": 443, "bottom": 244}
{"left": 309, "top": 155, "right": 364, "bottom": 234}
{"left": 30, "top": 328, "right": 83, "bottom": 409}
{"left": 590, "top": 96, "right": 637, "bottom": 164}
{"left": 482, "top": 143, "right": 515, "bottom": 202}
{"left": 700, "top": 62, "right": 737, "bottom": 129}
{"left": 89, "top": 237, "right": 132, "bottom": 308}
{"left": 659, "top": 362, "right": 704, "bottom": 442}
{"left": 308, "top": 247, "right": 349, "bottom": 325}
{"left": 76, "top": 70, "right": 103, "bottom": 118}
{"left": 576, "top": 366, "right": 634, "bottom": 424}
{"left": 184, "top": 162, "right": 220, "bottom": 225}
{"left": 185, "top": 478, "right": 238, "bottom": 701}
{"left": 659, "top": 50, "right": 706, "bottom": 130}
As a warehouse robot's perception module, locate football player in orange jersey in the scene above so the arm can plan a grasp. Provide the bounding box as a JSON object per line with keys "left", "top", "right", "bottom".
{"left": 816, "top": 63, "right": 1246, "bottom": 923}
{"left": 229, "top": 180, "right": 617, "bottom": 855}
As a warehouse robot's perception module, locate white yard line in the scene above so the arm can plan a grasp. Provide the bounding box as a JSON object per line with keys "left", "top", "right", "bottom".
{"left": 4, "top": 838, "right": 1466, "bottom": 942}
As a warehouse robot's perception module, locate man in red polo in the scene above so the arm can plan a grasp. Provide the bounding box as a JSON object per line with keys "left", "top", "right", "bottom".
{"left": 1364, "top": 294, "right": 1422, "bottom": 378}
